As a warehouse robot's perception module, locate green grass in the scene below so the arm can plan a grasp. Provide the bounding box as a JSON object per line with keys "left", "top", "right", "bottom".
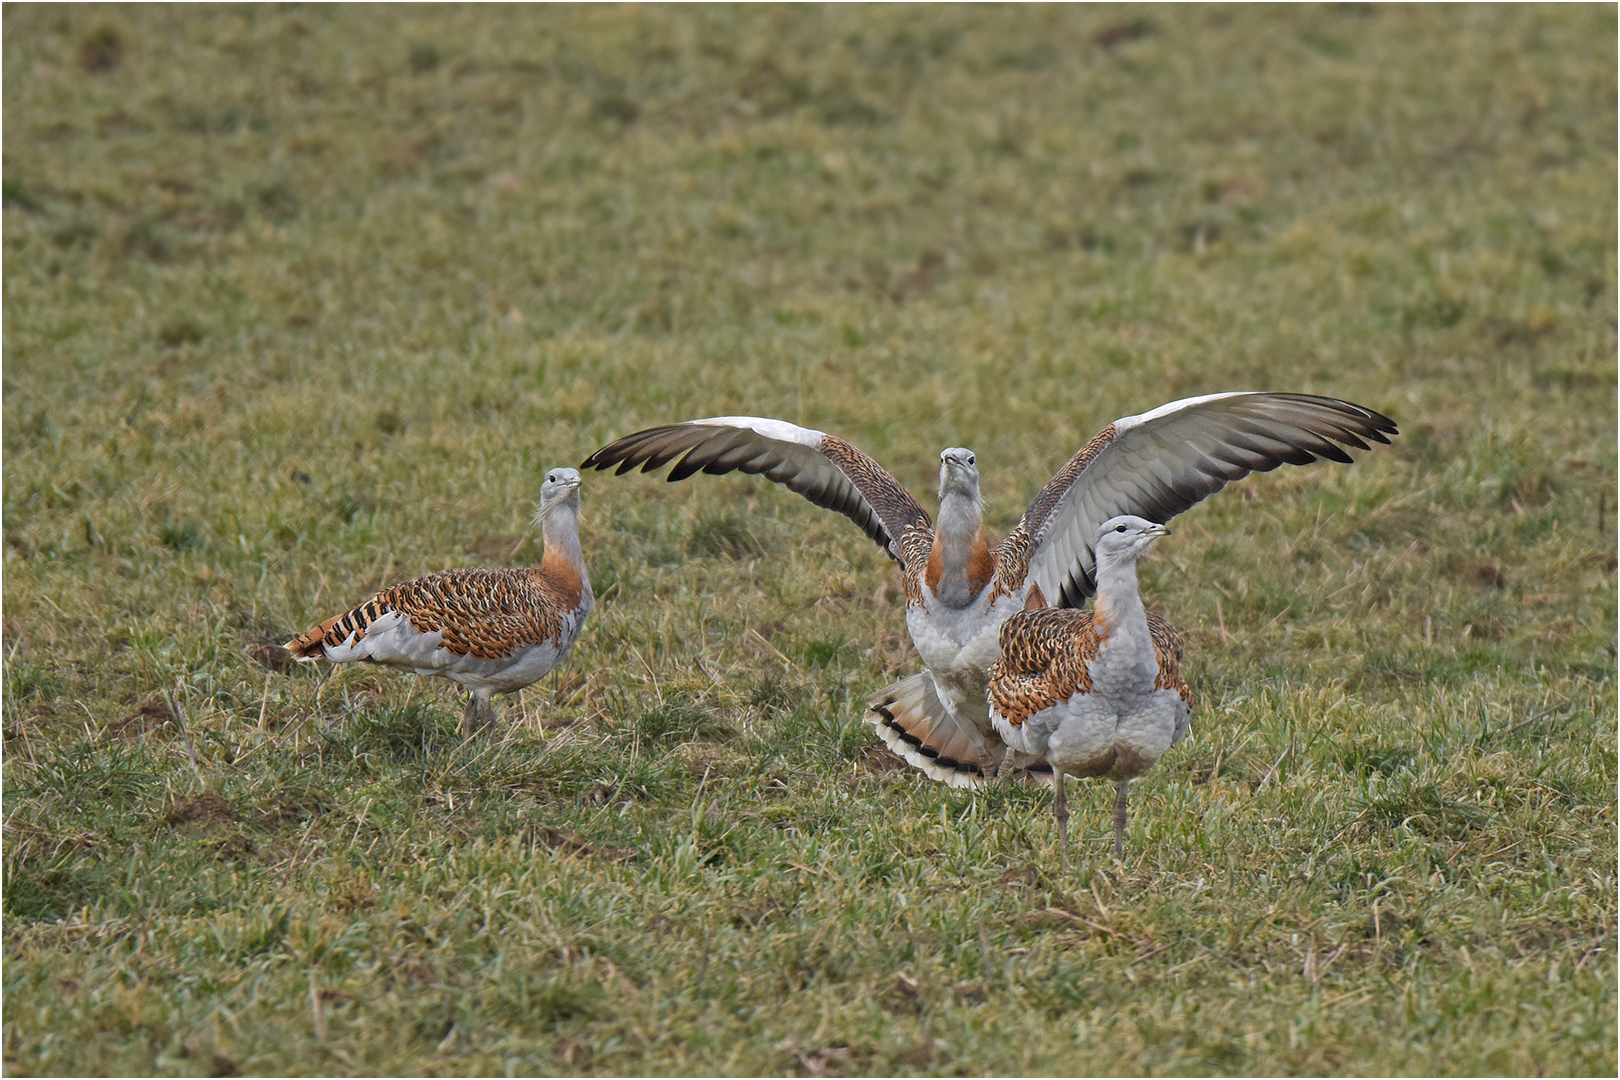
{"left": 4, "top": 4, "right": 1615, "bottom": 1075}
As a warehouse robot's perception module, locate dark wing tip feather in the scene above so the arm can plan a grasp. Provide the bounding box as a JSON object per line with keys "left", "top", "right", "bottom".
{"left": 1313, "top": 443, "right": 1355, "bottom": 465}
{"left": 666, "top": 448, "right": 708, "bottom": 483}
{"left": 579, "top": 434, "right": 643, "bottom": 472}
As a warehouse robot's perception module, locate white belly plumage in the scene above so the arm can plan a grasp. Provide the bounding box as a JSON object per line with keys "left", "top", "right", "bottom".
{"left": 1020, "top": 688, "right": 1186, "bottom": 777}
{"left": 907, "top": 587, "right": 1024, "bottom": 734}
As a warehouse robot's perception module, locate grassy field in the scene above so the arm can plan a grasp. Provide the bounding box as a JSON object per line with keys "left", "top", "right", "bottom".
{"left": 3, "top": 4, "right": 1615, "bottom": 1075}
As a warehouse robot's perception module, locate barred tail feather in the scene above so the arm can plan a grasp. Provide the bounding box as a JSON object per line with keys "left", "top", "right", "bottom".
{"left": 284, "top": 606, "right": 376, "bottom": 662}
{"left": 865, "top": 672, "right": 997, "bottom": 789}
{"left": 284, "top": 616, "right": 343, "bottom": 661}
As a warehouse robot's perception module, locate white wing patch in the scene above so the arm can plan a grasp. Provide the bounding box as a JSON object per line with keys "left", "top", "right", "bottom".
{"left": 1113, "top": 392, "right": 1254, "bottom": 432}
{"left": 691, "top": 416, "right": 826, "bottom": 448}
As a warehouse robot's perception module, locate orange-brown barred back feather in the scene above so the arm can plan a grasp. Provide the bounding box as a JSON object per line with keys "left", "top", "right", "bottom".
{"left": 285, "top": 565, "right": 582, "bottom": 662}
{"left": 988, "top": 607, "right": 1190, "bottom": 729}
{"left": 898, "top": 525, "right": 937, "bottom": 606}
{"left": 987, "top": 522, "right": 1034, "bottom": 604}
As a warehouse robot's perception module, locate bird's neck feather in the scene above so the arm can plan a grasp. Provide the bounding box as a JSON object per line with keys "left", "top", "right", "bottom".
{"left": 1092, "top": 550, "right": 1145, "bottom": 640}
{"left": 539, "top": 501, "right": 591, "bottom": 599}
{"left": 926, "top": 490, "right": 993, "bottom": 606}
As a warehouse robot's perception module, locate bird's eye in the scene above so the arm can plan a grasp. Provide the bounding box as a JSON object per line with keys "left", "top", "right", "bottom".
{"left": 1115, "top": 524, "right": 1127, "bottom": 533}
{"left": 548, "top": 473, "right": 557, "bottom": 482}
{"left": 967, "top": 455, "right": 975, "bottom": 466}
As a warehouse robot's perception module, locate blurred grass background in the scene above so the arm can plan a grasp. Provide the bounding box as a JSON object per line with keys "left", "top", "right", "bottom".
{"left": 3, "top": 4, "right": 1615, "bottom": 1075}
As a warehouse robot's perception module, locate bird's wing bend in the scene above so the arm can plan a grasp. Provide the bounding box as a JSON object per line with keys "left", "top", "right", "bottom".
{"left": 581, "top": 417, "right": 931, "bottom": 563}
{"left": 1015, "top": 393, "right": 1397, "bottom": 607}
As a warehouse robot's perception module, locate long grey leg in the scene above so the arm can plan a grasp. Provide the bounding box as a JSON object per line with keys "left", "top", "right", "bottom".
{"left": 461, "top": 694, "right": 480, "bottom": 738}
{"left": 1052, "top": 767, "right": 1070, "bottom": 865}
{"left": 1113, "top": 778, "right": 1130, "bottom": 856}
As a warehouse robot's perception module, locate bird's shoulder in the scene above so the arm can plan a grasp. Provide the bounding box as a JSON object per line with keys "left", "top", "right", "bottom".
{"left": 1145, "top": 610, "right": 1192, "bottom": 708}
{"left": 988, "top": 608, "right": 1101, "bottom": 728}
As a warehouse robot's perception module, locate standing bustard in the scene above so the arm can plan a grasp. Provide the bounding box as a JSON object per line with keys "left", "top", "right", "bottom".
{"left": 989, "top": 516, "right": 1190, "bottom": 858}
{"left": 285, "top": 468, "right": 594, "bottom": 736}
{"left": 581, "top": 392, "right": 1394, "bottom": 784}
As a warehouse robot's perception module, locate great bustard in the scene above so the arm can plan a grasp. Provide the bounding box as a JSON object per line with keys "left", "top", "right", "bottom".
{"left": 285, "top": 468, "right": 594, "bottom": 735}
{"left": 581, "top": 392, "right": 1393, "bottom": 783}
{"left": 989, "top": 516, "right": 1191, "bottom": 858}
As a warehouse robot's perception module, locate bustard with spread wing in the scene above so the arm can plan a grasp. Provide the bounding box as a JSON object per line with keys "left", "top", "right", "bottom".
{"left": 989, "top": 516, "right": 1190, "bottom": 858}
{"left": 582, "top": 393, "right": 1394, "bottom": 783}
{"left": 285, "top": 469, "right": 594, "bottom": 736}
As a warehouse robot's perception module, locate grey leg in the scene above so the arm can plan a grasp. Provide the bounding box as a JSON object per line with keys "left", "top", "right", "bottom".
{"left": 988, "top": 745, "right": 1011, "bottom": 785}
{"left": 1113, "top": 778, "right": 1130, "bottom": 856}
{"left": 1052, "top": 767, "right": 1070, "bottom": 865}
{"left": 461, "top": 691, "right": 496, "bottom": 737}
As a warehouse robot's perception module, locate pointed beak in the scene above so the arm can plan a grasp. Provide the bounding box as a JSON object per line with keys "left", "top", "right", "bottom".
{"left": 540, "top": 477, "right": 582, "bottom": 511}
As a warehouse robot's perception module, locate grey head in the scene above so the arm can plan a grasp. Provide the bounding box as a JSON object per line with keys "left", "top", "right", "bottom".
{"left": 1094, "top": 514, "right": 1169, "bottom": 569}
{"left": 536, "top": 467, "right": 583, "bottom": 517}
{"left": 938, "top": 447, "right": 980, "bottom": 501}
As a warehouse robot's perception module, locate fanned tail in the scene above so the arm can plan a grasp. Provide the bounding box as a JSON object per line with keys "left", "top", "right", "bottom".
{"left": 865, "top": 672, "right": 1050, "bottom": 789}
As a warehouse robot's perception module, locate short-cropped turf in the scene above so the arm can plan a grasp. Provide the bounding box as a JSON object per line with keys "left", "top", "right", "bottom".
{"left": 4, "top": 5, "right": 1614, "bottom": 1075}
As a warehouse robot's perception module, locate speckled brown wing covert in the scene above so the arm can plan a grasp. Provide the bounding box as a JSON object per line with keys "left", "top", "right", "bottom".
{"left": 286, "top": 567, "right": 580, "bottom": 661}
{"left": 988, "top": 607, "right": 1192, "bottom": 730}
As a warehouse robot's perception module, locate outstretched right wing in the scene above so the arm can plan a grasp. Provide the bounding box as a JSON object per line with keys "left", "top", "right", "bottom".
{"left": 581, "top": 417, "right": 931, "bottom": 565}
{"left": 1015, "top": 393, "right": 1398, "bottom": 608}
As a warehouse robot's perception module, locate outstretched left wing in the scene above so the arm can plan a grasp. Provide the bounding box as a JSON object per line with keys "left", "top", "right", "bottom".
{"left": 581, "top": 416, "right": 931, "bottom": 565}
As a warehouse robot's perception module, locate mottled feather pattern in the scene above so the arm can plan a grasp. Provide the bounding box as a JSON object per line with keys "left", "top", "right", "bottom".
{"left": 295, "top": 565, "right": 583, "bottom": 661}
{"left": 817, "top": 435, "right": 932, "bottom": 556}
{"left": 989, "top": 607, "right": 1190, "bottom": 729}
{"left": 1019, "top": 425, "right": 1118, "bottom": 541}
{"left": 582, "top": 396, "right": 1392, "bottom": 790}
{"left": 580, "top": 421, "right": 931, "bottom": 564}
{"left": 988, "top": 523, "right": 1034, "bottom": 604}
{"left": 898, "top": 525, "right": 937, "bottom": 606}
{"left": 983, "top": 426, "right": 1112, "bottom": 607}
